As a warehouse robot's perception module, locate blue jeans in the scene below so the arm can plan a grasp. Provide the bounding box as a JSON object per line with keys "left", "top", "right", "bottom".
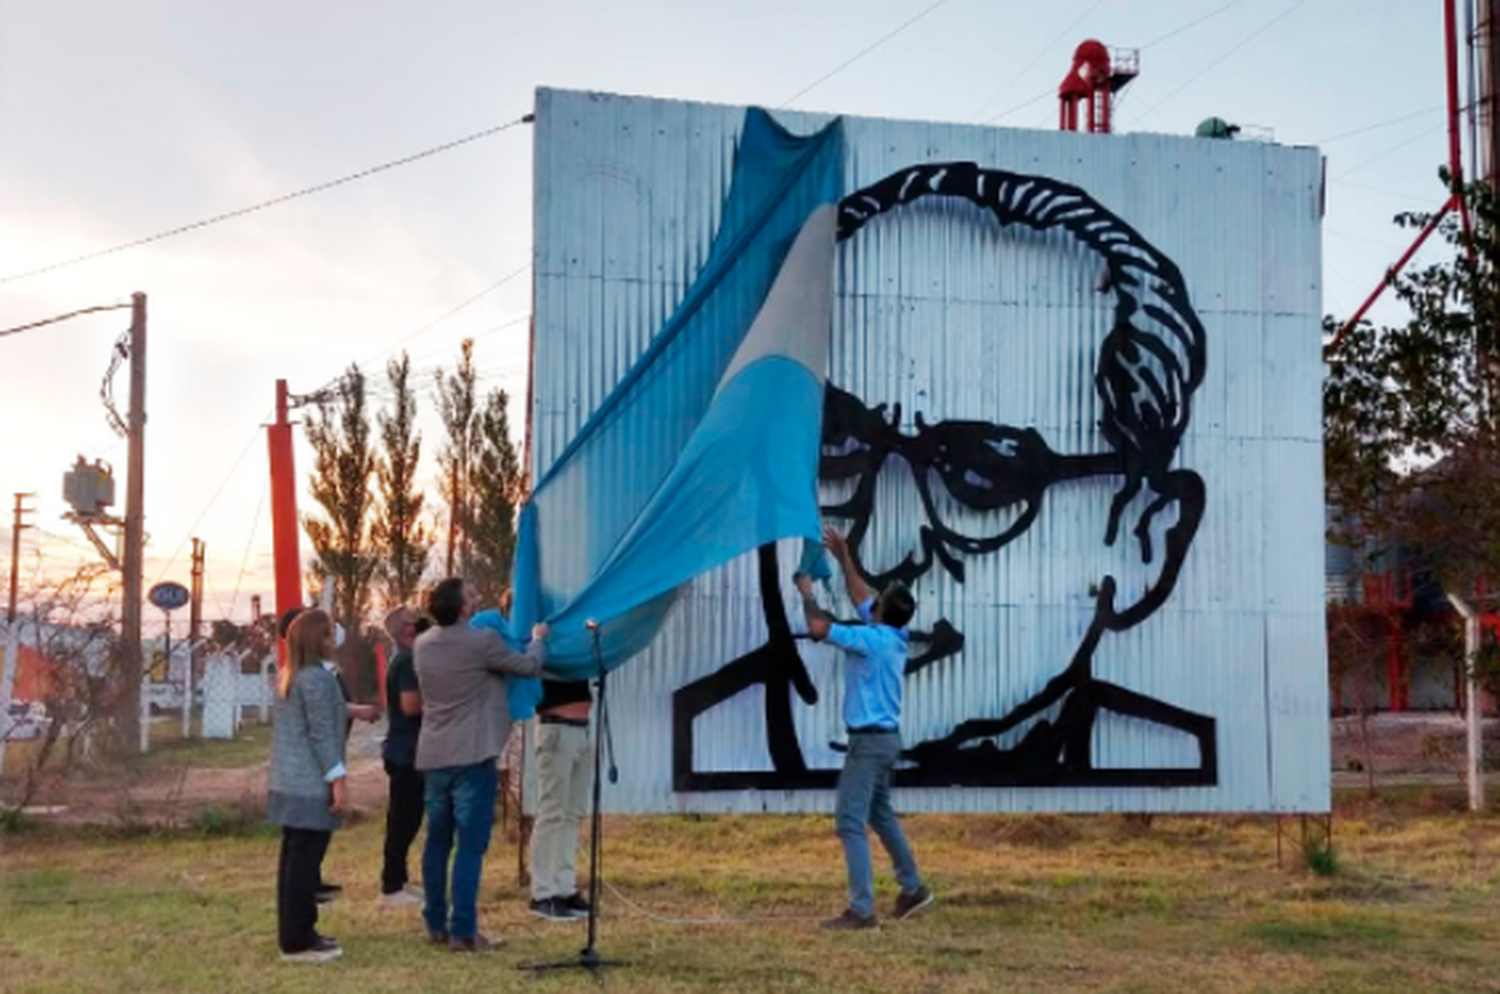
{"left": 835, "top": 731, "right": 921, "bottom": 918}
{"left": 421, "top": 760, "right": 498, "bottom": 939}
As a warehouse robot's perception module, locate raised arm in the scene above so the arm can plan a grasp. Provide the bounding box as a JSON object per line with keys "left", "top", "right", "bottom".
{"left": 480, "top": 623, "right": 549, "bottom": 677}
{"left": 795, "top": 574, "right": 833, "bottom": 641}
{"left": 824, "top": 526, "right": 872, "bottom": 609}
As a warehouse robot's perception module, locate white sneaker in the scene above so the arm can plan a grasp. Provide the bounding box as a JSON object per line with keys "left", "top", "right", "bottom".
{"left": 377, "top": 889, "right": 423, "bottom": 909}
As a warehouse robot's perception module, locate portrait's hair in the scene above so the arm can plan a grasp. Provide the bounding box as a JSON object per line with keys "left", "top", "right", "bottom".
{"left": 835, "top": 162, "right": 1206, "bottom": 493}
{"left": 428, "top": 578, "right": 466, "bottom": 627}
{"left": 279, "top": 608, "right": 333, "bottom": 698}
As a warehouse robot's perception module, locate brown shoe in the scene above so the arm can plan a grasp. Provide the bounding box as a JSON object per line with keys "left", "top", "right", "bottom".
{"left": 448, "top": 932, "right": 499, "bottom": 953}
{"left": 426, "top": 930, "right": 449, "bottom": 946}
{"left": 893, "top": 885, "right": 934, "bottom": 920}
{"left": 821, "top": 909, "right": 878, "bottom": 931}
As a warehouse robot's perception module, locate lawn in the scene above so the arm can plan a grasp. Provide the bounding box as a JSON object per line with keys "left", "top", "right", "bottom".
{"left": 2, "top": 792, "right": 1498, "bottom": 993}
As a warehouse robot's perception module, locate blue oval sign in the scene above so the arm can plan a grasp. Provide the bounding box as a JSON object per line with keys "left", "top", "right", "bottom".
{"left": 149, "top": 582, "right": 191, "bottom": 612}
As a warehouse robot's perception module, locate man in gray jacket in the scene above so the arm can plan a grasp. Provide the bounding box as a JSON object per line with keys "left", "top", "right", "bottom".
{"left": 415, "top": 577, "right": 548, "bottom": 952}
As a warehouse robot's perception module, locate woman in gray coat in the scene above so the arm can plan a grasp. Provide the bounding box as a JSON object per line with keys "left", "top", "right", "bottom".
{"left": 269, "top": 609, "right": 349, "bottom": 963}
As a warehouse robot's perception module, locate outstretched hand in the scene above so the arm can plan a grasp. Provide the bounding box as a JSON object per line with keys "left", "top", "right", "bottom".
{"left": 349, "top": 703, "right": 380, "bottom": 724}
{"left": 822, "top": 525, "right": 851, "bottom": 562}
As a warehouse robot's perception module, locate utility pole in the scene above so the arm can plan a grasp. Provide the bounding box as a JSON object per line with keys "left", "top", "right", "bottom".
{"left": 1, "top": 493, "right": 35, "bottom": 775}
{"left": 185, "top": 538, "right": 204, "bottom": 740}
{"left": 7, "top": 493, "right": 34, "bottom": 626}
{"left": 120, "top": 292, "right": 147, "bottom": 754}
{"left": 189, "top": 538, "right": 204, "bottom": 642}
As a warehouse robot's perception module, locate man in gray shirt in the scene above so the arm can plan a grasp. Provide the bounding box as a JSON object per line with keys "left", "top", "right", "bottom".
{"left": 415, "top": 577, "right": 548, "bottom": 951}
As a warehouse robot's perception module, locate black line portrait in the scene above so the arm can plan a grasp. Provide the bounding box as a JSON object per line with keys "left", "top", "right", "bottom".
{"left": 674, "top": 160, "right": 1215, "bottom": 791}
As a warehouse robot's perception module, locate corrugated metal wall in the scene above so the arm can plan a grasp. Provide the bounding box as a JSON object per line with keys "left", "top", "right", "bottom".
{"left": 533, "top": 88, "right": 1328, "bottom": 813}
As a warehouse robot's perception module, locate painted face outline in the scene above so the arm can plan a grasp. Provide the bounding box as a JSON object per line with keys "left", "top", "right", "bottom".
{"left": 819, "top": 383, "right": 1126, "bottom": 587}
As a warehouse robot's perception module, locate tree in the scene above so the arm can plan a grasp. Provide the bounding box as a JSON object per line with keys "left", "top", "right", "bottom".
{"left": 373, "top": 352, "right": 430, "bottom": 609}
{"left": 303, "top": 366, "right": 378, "bottom": 694}
{"left": 1324, "top": 174, "right": 1500, "bottom": 597}
{"left": 436, "top": 339, "right": 479, "bottom": 578}
{"left": 464, "top": 388, "right": 524, "bottom": 607}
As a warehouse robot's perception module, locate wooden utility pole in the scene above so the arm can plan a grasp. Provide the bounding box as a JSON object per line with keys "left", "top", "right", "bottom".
{"left": 7, "top": 492, "right": 34, "bottom": 626}
{"left": 120, "top": 292, "right": 147, "bottom": 753}
{"left": 1, "top": 493, "right": 34, "bottom": 776}
{"left": 189, "top": 538, "right": 204, "bottom": 643}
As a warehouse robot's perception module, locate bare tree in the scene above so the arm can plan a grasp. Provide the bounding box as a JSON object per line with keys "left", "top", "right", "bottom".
{"left": 3, "top": 563, "right": 123, "bottom": 811}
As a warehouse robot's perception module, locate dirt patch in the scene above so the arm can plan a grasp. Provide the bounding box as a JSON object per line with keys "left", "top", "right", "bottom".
{"left": 8, "top": 723, "right": 390, "bottom": 828}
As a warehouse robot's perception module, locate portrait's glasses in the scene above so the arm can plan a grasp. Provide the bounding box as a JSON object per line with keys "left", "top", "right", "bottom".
{"left": 819, "top": 384, "right": 1124, "bottom": 586}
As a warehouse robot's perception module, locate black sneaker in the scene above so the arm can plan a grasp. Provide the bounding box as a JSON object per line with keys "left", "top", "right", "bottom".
{"left": 315, "top": 883, "right": 343, "bottom": 905}
{"left": 529, "top": 897, "right": 581, "bottom": 922}
{"left": 561, "top": 892, "right": 591, "bottom": 916}
{"left": 893, "top": 885, "right": 934, "bottom": 920}
{"left": 821, "top": 908, "right": 878, "bottom": 931}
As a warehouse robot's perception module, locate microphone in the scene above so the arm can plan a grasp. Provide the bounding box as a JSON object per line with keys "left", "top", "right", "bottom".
{"left": 585, "top": 619, "right": 600, "bottom": 632}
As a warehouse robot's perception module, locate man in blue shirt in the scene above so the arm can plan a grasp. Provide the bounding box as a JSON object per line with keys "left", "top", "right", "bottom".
{"left": 796, "top": 526, "right": 933, "bottom": 930}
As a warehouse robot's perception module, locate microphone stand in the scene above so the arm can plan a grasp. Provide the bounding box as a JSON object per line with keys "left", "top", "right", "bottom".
{"left": 522, "top": 622, "right": 628, "bottom": 978}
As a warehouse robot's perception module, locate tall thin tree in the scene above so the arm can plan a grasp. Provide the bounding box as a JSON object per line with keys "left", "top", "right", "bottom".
{"left": 464, "top": 387, "right": 524, "bottom": 607}
{"left": 436, "top": 339, "right": 479, "bottom": 577}
{"left": 304, "top": 365, "right": 378, "bottom": 693}
{"left": 373, "top": 352, "right": 430, "bottom": 608}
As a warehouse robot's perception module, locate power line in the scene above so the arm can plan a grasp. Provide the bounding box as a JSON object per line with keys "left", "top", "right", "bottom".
{"left": 223, "top": 477, "right": 269, "bottom": 621}
{"left": 779, "top": 0, "right": 953, "bottom": 108}
{"left": 1138, "top": 0, "right": 1246, "bottom": 50}
{"left": 1332, "top": 122, "right": 1447, "bottom": 181}
{"left": 1313, "top": 105, "right": 1445, "bottom": 146}
{"left": 1128, "top": 0, "right": 1311, "bottom": 126}
{"left": 355, "top": 265, "right": 531, "bottom": 370}
{"left": 0, "top": 303, "right": 130, "bottom": 338}
{"left": 982, "top": 0, "right": 1250, "bottom": 126}
{"left": 971, "top": 0, "right": 1105, "bottom": 122}
{"left": 0, "top": 115, "right": 534, "bottom": 286}
{"left": 150, "top": 423, "right": 265, "bottom": 587}
{"left": 1328, "top": 178, "right": 1437, "bottom": 202}
{"left": 985, "top": 86, "right": 1056, "bottom": 125}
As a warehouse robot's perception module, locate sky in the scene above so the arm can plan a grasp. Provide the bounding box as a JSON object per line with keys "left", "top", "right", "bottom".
{"left": 0, "top": 0, "right": 1462, "bottom": 628}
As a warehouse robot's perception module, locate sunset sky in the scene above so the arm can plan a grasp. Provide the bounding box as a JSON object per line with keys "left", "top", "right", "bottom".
{"left": 0, "top": 0, "right": 1456, "bottom": 627}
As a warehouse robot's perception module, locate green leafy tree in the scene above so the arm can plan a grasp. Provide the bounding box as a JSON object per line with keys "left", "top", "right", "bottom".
{"left": 464, "top": 387, "right": 524, "bottom": 607}
{"left": 373, "top": 352, "right": 430, "bottom": 608}
{"left": 436, "top": 339, "right": 478, "bottom": 577}
{"left": 1324, "top": 173, "right": 1500, "bottom": 598}
{"left": 303, "top": 365, "right": 378, "bottom": 693}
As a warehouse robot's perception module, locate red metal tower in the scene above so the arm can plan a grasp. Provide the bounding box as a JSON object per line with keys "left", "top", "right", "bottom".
{"left": 1058, "top": 40, "right": 1140, "bottom": 134}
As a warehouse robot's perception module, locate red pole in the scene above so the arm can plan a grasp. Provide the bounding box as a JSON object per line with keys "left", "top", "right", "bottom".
{"left": 1326, "top": 197, "right": 1455, "bottom": 354}
{"left": 1446, "top": 0, "right": 1480, "bottom": 256}
{"left": 268, "top": 380, "right": 303, "bottom": 633}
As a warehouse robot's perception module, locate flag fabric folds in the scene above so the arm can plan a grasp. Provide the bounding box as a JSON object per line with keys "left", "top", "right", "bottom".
{"left": 502, "top": 108, "right": 845, "bottom": 702}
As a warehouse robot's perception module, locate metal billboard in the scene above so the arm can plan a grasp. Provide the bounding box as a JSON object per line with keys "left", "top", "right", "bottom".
{"left": 531, "top": 88, "right": 1327, "bottom": 814}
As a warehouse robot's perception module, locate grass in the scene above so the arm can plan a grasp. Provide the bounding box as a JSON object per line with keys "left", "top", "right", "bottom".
{"left": 139, "top": 719, "right": 271, "bottom": 770}
{"left": 4, "top": 792, "right": 1500, "bottom": 992}
{"left": 3, "top": 717, "right": 270, "bottom": 779}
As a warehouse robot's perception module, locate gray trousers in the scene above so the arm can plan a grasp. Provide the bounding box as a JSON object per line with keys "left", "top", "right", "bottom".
{"left": 529, "top": 721, "right": 593, "bottom": 900}
{"left": 835, "top": 730, "right": 922, "bottom": 918}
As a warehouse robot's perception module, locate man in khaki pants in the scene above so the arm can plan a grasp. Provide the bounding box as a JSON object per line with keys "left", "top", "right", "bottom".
{"left": 527, "top": 677, "right": 593, "bottom": 922}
